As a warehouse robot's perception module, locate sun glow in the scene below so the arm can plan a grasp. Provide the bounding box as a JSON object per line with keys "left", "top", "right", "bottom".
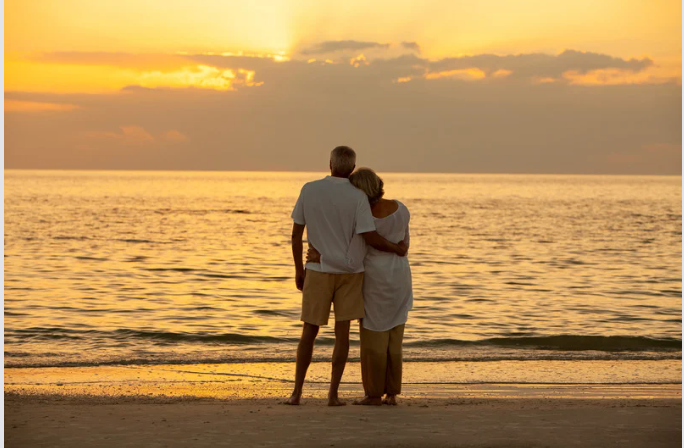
{"left": 4, "top": 56, "right": 266, "bottom": 93}
{"left": 425, "top": 68, "right": 487, "bottom": 81}
{"left": 138, "top": 66, "right": 237, "bottom": 91}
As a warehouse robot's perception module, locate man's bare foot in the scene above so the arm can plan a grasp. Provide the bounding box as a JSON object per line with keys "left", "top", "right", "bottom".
{"left": 327, "top": 396, "right": 346, "bottom": 406}
{"left": 382, "top": 395, "right": 398, "bottom": 406}
{"left": 352, "top": 396, "right": 382, "bottom": 406}
{"left": 284, "top": 393, "right": 301, "bottom": 405}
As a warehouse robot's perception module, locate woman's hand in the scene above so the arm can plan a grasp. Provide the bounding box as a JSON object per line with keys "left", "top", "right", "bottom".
{"left": 396, "top": 240, "right": 408, "bottom": 257}
{"left": 306, "top": 245, "right": 321, "bottom": 263}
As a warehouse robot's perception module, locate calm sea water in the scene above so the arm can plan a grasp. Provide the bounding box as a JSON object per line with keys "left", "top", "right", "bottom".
{"left": 4, "top": 170, "right": 682, "bottom": 367}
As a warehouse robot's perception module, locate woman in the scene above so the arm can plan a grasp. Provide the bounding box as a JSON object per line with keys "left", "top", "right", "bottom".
{"left": 308, "top": 167, "right": 412, "bottom": 406}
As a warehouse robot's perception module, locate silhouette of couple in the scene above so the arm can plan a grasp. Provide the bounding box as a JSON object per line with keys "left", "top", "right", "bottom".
{"left": 287, "top": 146, "right": 413, "bottom": 406}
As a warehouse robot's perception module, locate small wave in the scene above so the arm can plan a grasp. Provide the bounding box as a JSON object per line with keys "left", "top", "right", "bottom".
{"left": 75, "top": 256, "right": 108, "bottom": 261}
{"left": 115, "top": 238, "right": 170, "bottom": 244}
{"left": 53, "top": 235, "right": 171, "bottom": 244}
{"left": 110, "top": 330, "right": 338, "bottom": 346}
{"left": 404, "top": 335, "right": 682, "bottom": 351}
{"left": 199, "top": 273, "right": 242, "bottom": 279}
{"left": 5, "top": 326, "right": 341, "bottom": 347}
{"left": 5, "top": 351, "right": 682, "bottom": 369}
{"left": 153, "top": 209, "right": 252, "bottom": 215}
{"left": 7, "top": 327, "right": 680, "bottom": 353}
{"left": 253, "top": 309, "right": 292, "bottom": 317}
{"left": 144, "top": 267, "right": 196, "bottom": 272}
{"left": 4, "top": 352, "right": 33, "bottom": 358}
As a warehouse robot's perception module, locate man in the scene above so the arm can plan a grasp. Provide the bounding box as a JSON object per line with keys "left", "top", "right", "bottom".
{"left": 286, "top": 146, "right": 407, "bottom": 406}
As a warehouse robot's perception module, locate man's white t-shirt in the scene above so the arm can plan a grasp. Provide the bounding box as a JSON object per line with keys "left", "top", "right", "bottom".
{"left": 291, "top": 176, "right": 375, "bottom": 274}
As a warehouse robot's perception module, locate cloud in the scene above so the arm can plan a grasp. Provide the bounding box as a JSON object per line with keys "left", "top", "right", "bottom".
{"left": 84, "top": 125, "right": 155, "bottom": 147}
{"left": 159, "top": 49, "right": 662, "bottom": 88}
{"left": 401, "top": 42, "right": 421, "bottom": 52}
{"left": 17, "top": 52, "right": 270, "bottom": 92}
{"left": 300, "top": 40, "right": 390, "bottom": 55}
{"left": 644, "top": 143, "right": 682, "bottom": 155}
{"left": 424, "top": 68, "right": 486, "bottom": 81}
{"left": 34, "top": 52, "right": 191, "bottom": 71}
{"left": 5, "top": 100, "right": 79, "bottom": 112}
{"left": 17, "top": 48, "right": 665, "bottom": 94}
{"left": 4, "top": 47, "right": 680, "bottom": 174}
{"left": 76, "top": 125, "right": 188, "bottom": 150}
{"left": 599, "top": 143, "right": 682, "bottom": 174}
{"left": 162, "top": 130, "right": 188, "bottom": 142}
{"left": 5, "top": 72, "right": 680, "bottom": 174}
{"left": 349, "top": 54, "right": 369, "bottom": 67}
{"left": 185, "top": 54, "right": 284, "bottom": 70}
{"left": 427, "top": 50, "right": 653, "bottom": 81}
{"left": 563, "top": 68, "right": 672, "bottom": 86}
{"left": 32, "top": 49, "right": 652, "bottom": 81}
{"left": 137, "top": 65, "right": 238, "bottom": 90}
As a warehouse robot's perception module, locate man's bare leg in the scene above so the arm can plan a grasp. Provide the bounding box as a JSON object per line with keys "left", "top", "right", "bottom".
{"left": 328, "top": 320, "right": 350, "bottom": 406}
{"left": 285, "top": 322, "right": 319, "bottom": 405}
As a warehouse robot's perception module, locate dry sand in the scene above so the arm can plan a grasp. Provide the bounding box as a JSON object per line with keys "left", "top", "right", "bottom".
{"left": 5, "top": 393, "right": 681, "bottom": 448}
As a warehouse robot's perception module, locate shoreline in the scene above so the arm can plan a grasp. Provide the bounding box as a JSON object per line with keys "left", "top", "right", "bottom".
{"left": 5, "top": 360, "right": 681, "bottom": 400}
{"left": 6, "top": 358, "right": 682, "bottom": 379}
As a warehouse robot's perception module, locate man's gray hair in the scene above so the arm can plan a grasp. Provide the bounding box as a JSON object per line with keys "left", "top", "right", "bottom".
{"left": 330, "top": 146, "right": 356, "bottom": 176}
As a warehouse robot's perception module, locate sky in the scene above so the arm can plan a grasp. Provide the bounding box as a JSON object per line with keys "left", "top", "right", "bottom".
{"left": 4, "top": 0, "right": 682, "bottom": 174}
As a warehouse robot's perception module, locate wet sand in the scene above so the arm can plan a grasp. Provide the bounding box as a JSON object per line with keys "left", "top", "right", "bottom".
{"left": 5, "top": 362, "right": 682, "bottom": 447}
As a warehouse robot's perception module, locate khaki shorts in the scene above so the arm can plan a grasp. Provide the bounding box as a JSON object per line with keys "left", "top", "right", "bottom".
{"left": 301, "top": 270, "right": 365, "bottom": 326}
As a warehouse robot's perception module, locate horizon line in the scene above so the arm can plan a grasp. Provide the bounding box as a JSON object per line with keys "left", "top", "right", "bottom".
{"left": 3, "top": 167, "right": 682, "bottom": 177}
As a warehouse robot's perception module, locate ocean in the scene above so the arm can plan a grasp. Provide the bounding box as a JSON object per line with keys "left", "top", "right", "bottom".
{"left": 4, "top": 170, "right": 682, "bottom": 368}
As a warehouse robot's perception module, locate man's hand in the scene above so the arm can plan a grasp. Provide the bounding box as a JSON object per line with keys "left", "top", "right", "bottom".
{"left": 306, "top": 245, "right": 321, "bottom": 263}
{"left": 291, "top": 223, "right": 306, "bottom": 291}
{"left": 397, "top": 240, "right": 408, "bottom": 257}
{"left": 295, "top": 269, "right": 306, "bottom": 291}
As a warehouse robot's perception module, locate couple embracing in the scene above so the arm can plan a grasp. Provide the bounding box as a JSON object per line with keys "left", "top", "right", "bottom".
{"left": 286, "top": 146, "right": 413, "bottom": 407}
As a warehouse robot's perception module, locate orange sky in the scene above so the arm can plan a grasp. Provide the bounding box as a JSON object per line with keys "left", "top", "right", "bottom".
{"left": 5, "top": 0, "right": 681, "bottom": 93}
{"left": 4, "top": 0, "right": 682, "bottom": 174}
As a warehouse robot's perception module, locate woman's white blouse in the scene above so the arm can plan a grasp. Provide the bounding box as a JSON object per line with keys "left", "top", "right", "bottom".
{"left": 362, "top": 200, "right": 413, "bottom": 332}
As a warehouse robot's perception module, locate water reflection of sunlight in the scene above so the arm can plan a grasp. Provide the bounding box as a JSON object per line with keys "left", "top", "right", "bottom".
{"left": 4, "top": 171, "right": 682, "bottom": 367}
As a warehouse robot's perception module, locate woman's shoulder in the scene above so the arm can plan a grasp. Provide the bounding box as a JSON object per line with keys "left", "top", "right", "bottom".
{"left": 392, "top": 199, "right": 409, "bottom": 213}
{"left": 390, "top": 199, "right": 410, "bottom": 220}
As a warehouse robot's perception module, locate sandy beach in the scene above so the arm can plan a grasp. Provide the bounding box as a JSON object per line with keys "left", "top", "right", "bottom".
{"left": 5, "top": 361, "right": 682, "bottom": 447}
{"left": 5, "top": 392, "right": 681, "bottom": 448}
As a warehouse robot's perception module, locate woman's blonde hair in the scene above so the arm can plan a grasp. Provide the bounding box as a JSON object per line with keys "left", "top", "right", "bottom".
{"left": 349, "top": 167, "right": 384, "bottom": 205}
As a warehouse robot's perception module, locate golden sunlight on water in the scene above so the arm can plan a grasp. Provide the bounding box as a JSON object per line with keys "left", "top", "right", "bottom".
{"left": 4, "top": 170, "right": 682, "bottom": 368}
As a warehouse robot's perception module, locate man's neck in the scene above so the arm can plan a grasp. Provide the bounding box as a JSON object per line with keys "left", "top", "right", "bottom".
{"left": 330, "top": 172, "right": 349, "bottom": 179}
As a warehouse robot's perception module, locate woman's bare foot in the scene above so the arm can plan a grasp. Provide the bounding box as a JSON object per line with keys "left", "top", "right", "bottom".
{"left": 382, "top": 395, "right": 398, "bottom": 406}
{"left": 352, "top": 396, "right": 382, "bottom": 406}
{"left": 327, "top": 396, "right": 346, "bottom": 406}
{"left": 284, "top": 393, "right": 301, "bottom": 405}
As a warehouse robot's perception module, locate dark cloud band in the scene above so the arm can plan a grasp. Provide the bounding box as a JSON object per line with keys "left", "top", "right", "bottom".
{"left": 300, "top": 40, "right": 391, "bottom": 55}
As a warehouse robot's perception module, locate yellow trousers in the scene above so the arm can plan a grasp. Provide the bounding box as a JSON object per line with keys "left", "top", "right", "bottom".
{"left": 359, "top": 323, "right": 405, "bottom": 398}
